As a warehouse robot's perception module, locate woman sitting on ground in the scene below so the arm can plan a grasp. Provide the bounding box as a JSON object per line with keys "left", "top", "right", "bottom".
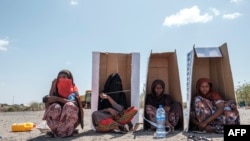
{"left": 42, "top": 69, "right": 83, "bottom": 137}
{"left": 145, "top": 79, "right": 183, "bottom": 130}
{"left": 92, "top": 73, "right": 137, "bottom": 133}
{"left": 190, "top": 78, "right": 240, "bottom": 133}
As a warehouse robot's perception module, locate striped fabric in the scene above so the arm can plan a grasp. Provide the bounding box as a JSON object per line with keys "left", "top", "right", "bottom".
{"left": 96, "top": 118, "right": 117, "bottom": 132}
{"left": 116, "top": 107, "right": 137, "bottom": 125}
{"left": 96, "top": 107, "right": 137, "bottom": 132}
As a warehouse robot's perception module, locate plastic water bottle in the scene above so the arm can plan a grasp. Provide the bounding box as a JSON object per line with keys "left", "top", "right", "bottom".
{"left": 155, "top": 105, "right": 167, "bottom": 138}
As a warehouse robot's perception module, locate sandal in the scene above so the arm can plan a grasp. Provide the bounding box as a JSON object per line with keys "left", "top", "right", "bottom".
{"left": 127, "top": 122, "right": 133, "bottom": 131}
{"left": 71, "top": 129, "right": 79, "bottom": 136}
{"left": 113, "top": 124, "right": 130, "bottom": 133}
{"left": 45, "top": 131, "right": 54, "bottom": 137}
{"left": 119, "top": 124, "right": 129, "bottom": 132}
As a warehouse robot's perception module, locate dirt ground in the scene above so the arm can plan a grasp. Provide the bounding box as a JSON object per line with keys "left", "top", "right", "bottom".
{"left": 0, "top": 108, "right": 249, "bottom": 141}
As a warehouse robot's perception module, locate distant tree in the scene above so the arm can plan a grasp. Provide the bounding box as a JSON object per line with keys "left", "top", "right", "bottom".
{"left": 1, "top": 102, "right": 45, "bottom": 112}
{"left": 29, "top": 102, "right": 45, "bottom": 111}
{"left": 235, "top": 81, "right": 250, "bottom": 106}
{"left": 140, "top": 83, "right": 146, "bottom": 108}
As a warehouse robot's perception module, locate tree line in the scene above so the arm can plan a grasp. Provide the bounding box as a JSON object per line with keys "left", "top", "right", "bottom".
{"left": 236, "top": 81, "right": 250, "bottom": 107}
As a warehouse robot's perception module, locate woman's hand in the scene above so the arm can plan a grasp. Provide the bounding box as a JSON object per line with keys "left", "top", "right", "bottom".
{"left": 46, "top": 96, "right": 58, "bottom": 104}
{"left": 100, "top": 93, "right": 109, "bottom": 100}
{"left": 198, "top": 121, "right": 208, "bottom": 130}
{"left": 100, "top": 93, "right": 119, "bottom": 110}
{"left": 106, "top": 108, "right": 119, "bottom": 118}
{"left": 44, "top": 95, "right": 58, "bottom": 109}
{"left": 164, "top": 105, "right": 171, "bottom": 113}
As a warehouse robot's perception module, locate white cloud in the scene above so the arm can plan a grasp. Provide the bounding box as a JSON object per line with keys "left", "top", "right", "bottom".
{"left": 210, "top": 8, "right": 220, "bottom": 16}
{"left": 70, "top": 0, "right": 78, "bottom": 6}
{"left": 163, "top": 6, "right": 213, "bottom": 27}
{"left": 230, "top": 0, "right": 242, "bottom": 4}
{"left": 222, "top": 12, "right": 241, "bottom": 20}
{"left": 0, "top": 39, "right": 9, "bottom": 51}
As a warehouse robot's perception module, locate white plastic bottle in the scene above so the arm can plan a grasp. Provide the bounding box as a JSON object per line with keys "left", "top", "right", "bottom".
{"left": 155, "top": 104, "right": 167, "bottom": 138}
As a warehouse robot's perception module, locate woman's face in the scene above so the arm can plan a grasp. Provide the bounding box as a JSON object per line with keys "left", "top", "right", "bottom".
{"left": 199, "top": 82, "right": 210, "bottom": 95}
{"left": 154, "top": 84, "right": 163, "bottom": 96}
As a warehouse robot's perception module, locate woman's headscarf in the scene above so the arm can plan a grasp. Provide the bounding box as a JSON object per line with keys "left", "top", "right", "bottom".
{"left": 196, "top": 78, "right": 213, "bottom": 94}
{"left": 195, "top": 78, "right": 222, "bottom": 101}
{"left": 145, "top": 79, "right": 173, "bottom": 108}
{"left": 56, "top": 69, "right": 78, "bottom": 98}
{"left": 98, "top": 73, "right": 127, "bottom": 110}
{"left": 57, "top": 69, "right": 75, "bottom": 85}
{"left": 151, "top": 79, "right": 165, "bottom": 96}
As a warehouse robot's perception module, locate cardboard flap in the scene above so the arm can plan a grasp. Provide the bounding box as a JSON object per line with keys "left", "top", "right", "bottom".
{"left": 195, "top": 47, "right": 222, "bottom": 58}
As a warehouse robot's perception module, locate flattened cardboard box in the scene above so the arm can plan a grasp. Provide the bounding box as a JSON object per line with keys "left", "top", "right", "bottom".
{"left": 143, "top": 50, "right": 184, "bottom": 130}
{"left": 91, "top": 52, "right": 140, "bottom": 130}
{"left": 185, "top": 43, "right": 240, "bottom": 132}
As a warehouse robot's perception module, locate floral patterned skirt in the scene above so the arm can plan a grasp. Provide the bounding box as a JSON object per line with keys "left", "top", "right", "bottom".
{"left": 43, "top": 102, "right": 79, "bottom": 137}
{"left": 145, "top": 102, "right": 183, "bottom": 129}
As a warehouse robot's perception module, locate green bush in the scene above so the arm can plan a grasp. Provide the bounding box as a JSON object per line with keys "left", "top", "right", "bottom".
{"left": 0, "top": 102, "right": 45, "bottom": 112}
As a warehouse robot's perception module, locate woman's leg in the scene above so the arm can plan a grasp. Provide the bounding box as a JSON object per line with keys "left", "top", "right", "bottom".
{"left": 56, "top": 102, "right": 79, "bottom": 137}
{"left": 42, "top": 103, "right": 61, "bottom": 133}
{"left": 115, "top": 106, "right": 138, "bottom": 125}
{"left": 92, "top": 110, "right": 120, "bottom": 132}
{"left": 193, "top": 96, "right": 227, "bottom": 133}
{"left": 192, "top": 96, "right": 218, "bottom": 132}
{"left": 145, "top": 105, "right": 157, "bottom": 129}
{"left": 224, "top": 100, "right": 240, "bottom": 125}
{"left": 168, "top": 102, "right": 183, "bottom": 128}
{"left": 193, "top": 96, "right": 214, "bottom": 123}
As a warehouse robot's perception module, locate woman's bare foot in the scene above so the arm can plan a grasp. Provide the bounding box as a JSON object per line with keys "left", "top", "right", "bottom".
{"left": 204, "top": 125, "right": 214, "bottom": 133}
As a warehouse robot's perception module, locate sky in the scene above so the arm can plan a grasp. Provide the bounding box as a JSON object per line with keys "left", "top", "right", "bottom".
{"left": 0, "top": 0, "right": 249, "bottom": 105}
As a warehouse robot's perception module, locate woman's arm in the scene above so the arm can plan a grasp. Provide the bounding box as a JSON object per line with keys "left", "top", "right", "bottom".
{"left": 75, "top": 93, "right": 84, "bottom": 129}
{"left": 44, "top": 79, "right": 57, "bottom": 109}
{"left": 100, "top": 92, "right": 124, "bottom": 115}
{"left": 48, "top": 96, "right": 72, "bottom": 104}
{"left": 99, "top": 93, "right": 120, "bottom": 118}
{"left": 44, "top": 95, "right": 72, "bottom": 109}
{"left": 49, "top": 79, "right": 57, "bottom": 96}
{"left": 100, "top": 93, "right": 118, "bottom": 108}
{"left": 163, "top": 95, "right": 174, "bottom": 113}
{"left": 198, "top": 102, "right": 224, "bottom": 129}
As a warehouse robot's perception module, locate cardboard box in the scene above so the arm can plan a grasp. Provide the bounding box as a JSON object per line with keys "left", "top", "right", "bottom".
{"left": 143, "top": 50, "right": 184, "bottom": 130}
{"left": 91, "top": 52, "right": 140, "bottom": 130}
{"left": 185, "top": 43, "right": 239, "bottom": 132}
